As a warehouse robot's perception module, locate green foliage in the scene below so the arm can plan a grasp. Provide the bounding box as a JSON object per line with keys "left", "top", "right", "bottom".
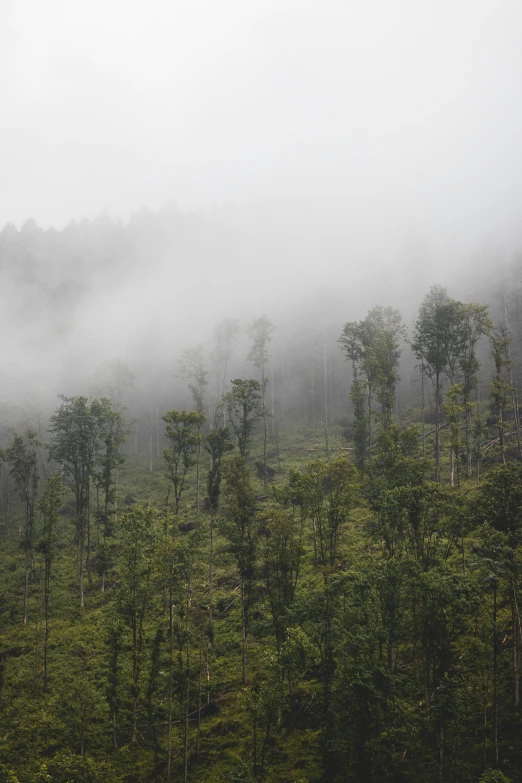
{"left": 205, "top": 426, "right": 234, "bottom": 513}
{"left": 0, "top": 765, "right": 20, "bottom": 783}
{"left": 162, "top": 408, "right": 205, "bottom": 512}
{"left": 228, "top": 760, "right": 254, "bottom": 783}
{"left": 36, "top": 752, "right": 121, "bottom": 783}
{"left": 340, "top": 307, "right": 405, "bottom": 467}
{"left": 221, "top": 379, "right": 264, "bottom": 457}
{"left": 478, "top": 770, "right": 512, "bottom": 783}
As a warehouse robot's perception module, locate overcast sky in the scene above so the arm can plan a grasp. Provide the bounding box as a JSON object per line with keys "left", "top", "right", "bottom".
{"left": 2, "top": 0, "right": 522, "bottom": 254}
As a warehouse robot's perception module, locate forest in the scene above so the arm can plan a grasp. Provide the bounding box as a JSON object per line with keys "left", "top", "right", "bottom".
{"left": 2, "top": 217, "right": 522, "bottom": 783}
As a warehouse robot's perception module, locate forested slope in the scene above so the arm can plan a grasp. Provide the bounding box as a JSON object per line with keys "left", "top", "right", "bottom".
{"left": 2, "top": 216, "right": 522, "bottom": 783}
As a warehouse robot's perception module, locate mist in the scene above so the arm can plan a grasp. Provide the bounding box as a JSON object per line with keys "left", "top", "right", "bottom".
{"left": 2, "top": 0, "right": 522, "bottom": 411}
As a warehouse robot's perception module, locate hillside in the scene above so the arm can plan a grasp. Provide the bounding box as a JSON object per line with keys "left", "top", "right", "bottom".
{"left": 1, "top": 287, "right": 522, "bottom": 783}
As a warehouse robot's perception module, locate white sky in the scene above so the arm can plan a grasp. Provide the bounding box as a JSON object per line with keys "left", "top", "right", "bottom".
{"left": 1, "top": 0, "right": 522, "bottom": 252}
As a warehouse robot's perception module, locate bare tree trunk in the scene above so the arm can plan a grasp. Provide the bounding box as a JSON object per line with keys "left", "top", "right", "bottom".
{"left": 503, "top": 291, "right": 522, "bottom": 459}
{"left": 477, "top": 389, "right": 481, "bottom": 486}
{"left": 494, "top": 583, "right": 499, "bottom": 767}
{"left": 197, "top": 644, "right": 202, "bottom": 759}
{"left": 513, "top": 601, "right": 520, "bottom": 708}
{"left": 513, "top": 585, "right": 522, "bottom": 708}
{"left": 156, "top": 405, "right": 160, "bottom": 461}
{"left": 499, "top": 399, "right": 506, "bottom": 464}
{"left": 205, "top": 511, "right": 215, "bottom": 704}
{"left": 196, "top": 442, "right": 201, "bottom": 513}
{"left": 241, "top": 576, "right": 248, "bottom": 686}
{"left": 184, "top": 599, "right": 190, "bottom": 783}
{"left": 438, "top": 722, "right": 444, "bottom": 783}
{"left": 367, "top": 383, "right": 373, "bottom": 453}
{"left": 43, "top": 569, "right": 50, "bottom": 692}
{"left": 483, "top": 664, "right": 488, "bottom": 771}
{"left": 79, "top": 531, "right": 85, "bottom": 609}
{"left": 466, "top": 403, "right": 473, "bottom": 478}
{"left": 323, "top": 348, "right": 324, "bottom": 429}
{"left": 23, "top": 559, "right": 29, "bottom": 626}
{"left": 34, "top": 557, "right": 42, "bottom": 691}
{"left": 270, "top": 361, "right": 275, "bottom": 435}
{"left": 262, "top": 365, "right": 268, "bottom": 491}
{"left": 435, "top": 373, "right": 441, "bottom": 482}
{"left": 114, "top": 469, "right": 119, "bottom": 524}
{"left": 167, "top": 586, "right": 174, "bottom": 783}
{"left": 5, "top": 480, "right": 9, "bottom": 536}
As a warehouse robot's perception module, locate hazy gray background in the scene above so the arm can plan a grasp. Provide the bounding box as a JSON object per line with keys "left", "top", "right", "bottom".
{"left": 1, "top": 0, "right": 522, "bottom": 406}
{"left": 2, "top": 1, "right": 522, "bottom": 247}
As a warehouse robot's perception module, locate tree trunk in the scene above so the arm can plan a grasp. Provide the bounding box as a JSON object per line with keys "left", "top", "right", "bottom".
{"left": 43, "top": 566, "right": 50, "bottom": 693}
{"left": 79, "top": 529, "right": 85, "bottom": 608}
{"left": 503, "top": 292, "right": 522, "bottom": 459}
{"left": 262, "top": 365, "right": 268, "bottom": 491}
{"left": 466, "top": 404, "right": 472, "bottom": 478}
{"left": 513, "top": 599, "right": 520, "bottom": 708}
{"left": 241, "top": 575, "right": 248, "bottom": 686}
{"left": 23, "top": 560, "right": 29, "bottom": 626}
{"left": 196, "top": 442, "right": 201, "bottom": 512}
{"left": 184, "top": 599, "right": 190, "bottom": 783}
{"left": 435, "top": 373, "right": 441, "bottom": 482}
{"left": 197, "top": 644, "right": 202, "bottom": 759}
{"left": 483, "top": 664, "right": 488, "bottom": 770}
{"left": 367, "top": 383, "right": 372, "bottom": 453}
{"left": 493, "top": 583, "right": 499, "bottom": 767}
{"left": 167, "top": 586, "right": 174, "bottom": 783}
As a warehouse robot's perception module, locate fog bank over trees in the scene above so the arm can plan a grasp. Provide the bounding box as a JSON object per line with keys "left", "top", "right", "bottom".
{"left": 1, "top": 201, "right": 519, "bottom": 410}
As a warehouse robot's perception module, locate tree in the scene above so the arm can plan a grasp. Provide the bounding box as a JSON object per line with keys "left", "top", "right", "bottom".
{"left": 412, "top": 286, "right": 467, "bottom": 482}
{"left": 444, "top": 383, "right": 465, "bottom": 488}
{"left": 49, "top": 396, "right": 118, "bottom": 606}
{"left": 259, "top": 506, "right": 303, "bottom": 651}
{"left": 212, "top": 318, "right": 240, "bottom": 422}
{"left": 162, "top": 410, "right": 205, "bottom": 514}
{"left": 105, "top": 616, "right": 124, "bottom": 750}
{"left": 221, "top": 455, "right": 258, "bottom": 685}
{"left": 490, "top": 325, "right": 512, "bottom": 465}
{"left": 285, "top": 457, "right": 359, "bottom": 778}
{"left": 204, "top": 426, "right": 234, "bottom": 622}
{"left": 339, "top": 307, "right": 404, "bottom": 462}
{"left": 221, "top": 379, "right": 264, "bottom": 458}
{"left": 459, "top": 304, "right": 492, "bottom": 476}
{"left": 178, "top": 344, "right": 209, "bottom": 415}
{"left": 179, "top": 345, "right": 209, "bottom": 511}
{"left": 117, "top": 505, "right": 158, "bottom": 745}
{"left": 358, "top": 306, "right": 405, "bottom": 428}
{"left": 158, "top": 525, "right": 197, "bottom": 783}
{"left": 203, "top": 426, "right": 234, "bottom": 699}
{"left": 93, "top": 406, "right": 126, "bottom": 590}
{"left": 247, "top": 316, "right": 275, "bottom": 489}
{"left": 7, "top": 429, "right": 39, "bottom": 625}
{"left": 339, "top": 322, "right": 367, "bottom": 468}
{"left": 37, "top": 476, "right": 63, "bottom": 692}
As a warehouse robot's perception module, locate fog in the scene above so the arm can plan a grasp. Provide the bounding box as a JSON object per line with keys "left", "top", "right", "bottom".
{"left": 1, "top": 0, "right": 522, "bottom": 412}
